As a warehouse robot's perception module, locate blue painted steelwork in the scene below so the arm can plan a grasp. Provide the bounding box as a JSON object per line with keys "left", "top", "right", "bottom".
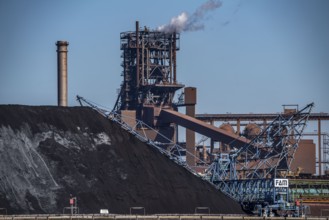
{"left": 204, "top": 103, "right": 314, "bottom": 216}
{"left": 76, "top": 96, "right": 314, "bottom": 216}
{"left": 205, "top": 103, "right": 314, "bottom": 181}
{"left": 76, "top": 95, "right": 208, "bottom": 176}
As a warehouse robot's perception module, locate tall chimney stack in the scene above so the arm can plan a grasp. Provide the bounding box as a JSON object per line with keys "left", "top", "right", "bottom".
{"left": 56, "top": 41, "right": 69, "bottom": 107}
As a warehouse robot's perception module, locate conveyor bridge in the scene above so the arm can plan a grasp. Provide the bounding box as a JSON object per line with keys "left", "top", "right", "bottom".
{"left": 159, "top": 109, "right": 250, "bottom": 148}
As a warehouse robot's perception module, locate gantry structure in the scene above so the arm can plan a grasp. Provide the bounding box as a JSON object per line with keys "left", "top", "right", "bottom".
{"left": 196, "top": 111, "right": 329, "bottom": 175}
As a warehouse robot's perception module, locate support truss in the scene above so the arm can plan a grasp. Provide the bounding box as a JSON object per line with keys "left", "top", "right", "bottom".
{"left": 217, "top": 179, "right": 275, "bottom": 204}
{"left": 76, "top": 95, "right": 208, "bottom": 176}
{"left": 207, "top": 103, "right": 314, "bottom": 181}
{"left": 205, "top": 103, "right": 314, "bottom": 205}
{"left": 77, "top": 95, "right": 314, "bottom": 214}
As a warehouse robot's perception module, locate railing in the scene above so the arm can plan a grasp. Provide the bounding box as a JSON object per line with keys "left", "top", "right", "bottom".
{"left": 0, "top": 214, "right": 328, "bottom": 220}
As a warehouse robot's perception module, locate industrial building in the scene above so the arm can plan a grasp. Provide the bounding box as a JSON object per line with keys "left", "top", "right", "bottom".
{"left": 105, "top": 22, "right": 329, "bottom": 177}
{"left": 73, "top": 21, "right": 329, "bottom": 216}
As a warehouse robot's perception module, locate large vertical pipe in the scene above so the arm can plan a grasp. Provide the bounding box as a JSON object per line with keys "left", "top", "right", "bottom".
{"left": 56, "top": 41, "right": 69, "bottom": 107}
{"left": 173, "top": 33, "right": 177, "bottom": 83}
{"left": 237, "top": 119, "right": 241, "bottom": 135}
{"left": 318, "top": 119, "right": 322, "bottom": 175}
{"left": 136, "top": 21, "right": 140, "bottom": 88}
{"left": 210, "top": 120, "right": 214, "bottom": 154}
{"left": 169, "top": 35, "right": 173, "bottom": 84}
{"left": 141, "top": 34, "right": 144, "bottom": 86}
{"left": 185, "top": 87, "right": 197, "bottom": 168}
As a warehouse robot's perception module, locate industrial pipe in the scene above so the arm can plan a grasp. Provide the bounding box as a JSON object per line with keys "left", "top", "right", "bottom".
{"left": 56, "top": 41, "right": 69, "bottom": 107}
{"left": 136, "top": 21, "right": 140, "bottom": 88}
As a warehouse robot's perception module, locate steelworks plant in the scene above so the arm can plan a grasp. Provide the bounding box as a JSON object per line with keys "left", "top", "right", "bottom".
{"left": 75, "top": 22, "right": 329, "bottom": 217}
{"left": 0, "top": 21, "right": 329, "bottom": 217}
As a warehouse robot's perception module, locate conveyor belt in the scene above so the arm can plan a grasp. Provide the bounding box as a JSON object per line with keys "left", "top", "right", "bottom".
{"left": 160, "top": 109, "right": 250, "bottom": 148}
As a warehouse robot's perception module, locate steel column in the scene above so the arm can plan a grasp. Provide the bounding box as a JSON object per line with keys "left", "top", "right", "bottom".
{"left": 318, "top": 119, "right": 322, "bottom": 175}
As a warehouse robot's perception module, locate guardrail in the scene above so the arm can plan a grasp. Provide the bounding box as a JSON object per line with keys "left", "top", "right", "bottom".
{"left": 0, "top": 215, "right": 328, "bottom": 220}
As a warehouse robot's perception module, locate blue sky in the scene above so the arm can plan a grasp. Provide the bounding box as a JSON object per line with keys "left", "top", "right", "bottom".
{"left": 0, "top": 0, "right": 328, "bottom": 117}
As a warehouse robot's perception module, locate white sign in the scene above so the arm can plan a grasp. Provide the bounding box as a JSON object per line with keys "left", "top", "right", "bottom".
{"left": 274, "top": 178, "right": 289, "bottom": 187}
{"left": 100, "top": 209, "right": 109, "bottom": 214}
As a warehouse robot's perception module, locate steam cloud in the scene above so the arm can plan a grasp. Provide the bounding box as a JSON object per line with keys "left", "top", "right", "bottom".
{"left": 157, "top": 0, "right": 222, "bottom": 33}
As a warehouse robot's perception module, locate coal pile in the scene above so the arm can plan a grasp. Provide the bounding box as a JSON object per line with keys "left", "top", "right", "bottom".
{"left": 0, "top": 105, "right": 245, "bottom": 214}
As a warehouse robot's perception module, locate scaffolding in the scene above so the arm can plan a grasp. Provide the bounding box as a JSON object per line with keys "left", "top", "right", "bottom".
{"left": 115, "top": 21, "right": 184, "bottom": 112}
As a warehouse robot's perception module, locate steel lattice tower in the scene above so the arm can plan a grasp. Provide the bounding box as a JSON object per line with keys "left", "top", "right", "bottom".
{"left": 115, "top": 21, "right": 184, "bottom": 116}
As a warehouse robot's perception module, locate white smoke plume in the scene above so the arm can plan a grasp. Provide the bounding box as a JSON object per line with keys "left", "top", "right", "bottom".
{"left": 157, "top": 0, "right": 222, "bottom": 33}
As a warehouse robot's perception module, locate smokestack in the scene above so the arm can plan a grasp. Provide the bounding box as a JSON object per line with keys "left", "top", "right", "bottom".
{"left": 56, "top": 41, "right": 69, "bottom": 107}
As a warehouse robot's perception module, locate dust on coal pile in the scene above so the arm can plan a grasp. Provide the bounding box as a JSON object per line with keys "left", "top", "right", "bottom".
{"left": 0, "top": 105, "right": 245, "bottom": 214}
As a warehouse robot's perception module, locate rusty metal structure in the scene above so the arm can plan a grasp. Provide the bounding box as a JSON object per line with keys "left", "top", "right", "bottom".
{"left": 195, "top": 112, "right": 329, "bottom": 175}
{"left": 206, "top": 103, "right": 314, "bottom": 180}
{"left": 114, "top": 21, "right": 183, "bottom": 118}
{"left": 110, "top": 22, "right": 329, "bottom": 175}
{"left": 74, "top": 20, "right": 327, "bottom": 216}
{"left": 75, "top": 21, "right": 329, "bottom": 216}
{"left": 112, "top": 22, "right": 250, "bottom": 166}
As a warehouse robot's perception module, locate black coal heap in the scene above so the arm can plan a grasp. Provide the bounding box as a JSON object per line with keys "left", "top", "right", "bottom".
{"left": 0, "top": 105, "right": 244, "bottom": 214}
